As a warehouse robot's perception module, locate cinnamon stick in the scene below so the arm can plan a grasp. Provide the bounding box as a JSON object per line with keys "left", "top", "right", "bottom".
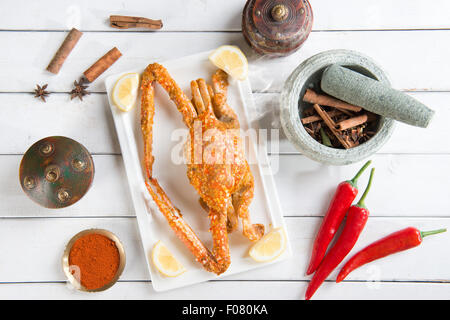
{"left": 313, "top": 104, "right": 352, "bottom": 149}
{"left": 305, "top": 127, "right": 315, "bottom": 135}
{"left": 301, "top": 109, "right": 342, "bottom": 125}
{"left": 337, "top": 114, "right": 369, "bottom": 130}
{"left": 303, "top": 89, "right": 362, "bottom": 113}
{"left": 46, "top": 28, "right": 83, "bottom": 74}
{"left": 110, "top": 15, "right": 163, "bottom": 29}
{"left": 83, "top": 47, "right": 122, "bottom": 82}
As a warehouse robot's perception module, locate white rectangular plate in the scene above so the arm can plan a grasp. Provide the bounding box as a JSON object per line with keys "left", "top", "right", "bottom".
{"left": 105, "top": 51, "right": 291, "bottom": 292}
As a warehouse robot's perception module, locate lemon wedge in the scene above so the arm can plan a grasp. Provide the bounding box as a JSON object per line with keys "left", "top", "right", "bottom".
{"left": 152, "top": 241, "right": 186, "bottom": 277}
{"left": 209, "top": 45, "right": 248, "bottom": 80}
{"left": 249, "top": 227, "right": 287, "bottom": 262}
{"left": 112, "top": 73, "right": 140, "bottom": 112}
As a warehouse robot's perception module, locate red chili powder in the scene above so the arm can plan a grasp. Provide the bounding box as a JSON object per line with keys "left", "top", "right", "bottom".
{"left": 68, "top": 233, "right": 120, "bottom": 290}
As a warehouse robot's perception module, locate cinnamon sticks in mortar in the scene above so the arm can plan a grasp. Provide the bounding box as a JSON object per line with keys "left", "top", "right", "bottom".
{"left": 303, "top": 89, "right": 361, "bottom": 113}
{"left": 301, "top": 89, "right": 379, "bottom": 149}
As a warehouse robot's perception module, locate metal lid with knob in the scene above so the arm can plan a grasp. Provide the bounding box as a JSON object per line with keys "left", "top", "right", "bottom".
{"left": 19, "top": 136, "right": 94, "bottom": 209}
{"left": 242, "top": 0, "right": 313, "bottom": 57}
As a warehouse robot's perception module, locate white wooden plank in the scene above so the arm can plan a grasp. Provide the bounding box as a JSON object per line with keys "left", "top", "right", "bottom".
{"left": 0, "top": 32, "right": 231, "bottom": 93}
{"left": 258, "top": 91, "right": 450, "bottom": 155}
{"left": 0, "top": 217, "right": 447, "bottom": 283}
{"left": 0, "top": 93, "right": 121, "bottom": 155}
{"left": 312, "top": 0, "right": 450, "bottom": 31}
{"left": 0, "top": 0, "right": 244, "bottom": 32}
{"left": 235, "top": 217, "right": 450, "bottom": 283}
{"left": 0, "top": 217, "right": 145, "bottom": 283}
{"left": 272, "top": 154, "right": 450, "bottom": 217}
{"left": 0, "top": 281, "right": 449, "bottom": 300}
{"left": 3, "top": 154, "right": 450, "bottom": 217}
{"left": 1, "top": 0, "right": 450, "bottom": 31}
{"left": 0, "top": 155, "right": 134, "bottom": 217}
{"left": 1, "top": 31, "right": 450, "bottom": 93}
{"left": 1, "top": 91, "right": 448, "bottom": 155}
{"left": 247, "top": 30, "right": 450, "bottom": 92}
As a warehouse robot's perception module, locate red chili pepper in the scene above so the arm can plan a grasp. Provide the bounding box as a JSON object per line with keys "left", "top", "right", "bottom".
{"left": 306, "top": 160, "right": 372, "bottom": 275}
{"left": 336, "top": 227, "right": 447, "bottom": 283}
{"left": 305, "top": 168, "right": 375, "bottom": 300}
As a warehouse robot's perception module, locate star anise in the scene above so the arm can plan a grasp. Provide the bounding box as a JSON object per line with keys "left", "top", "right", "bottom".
{"left": 70, "top": 78, "right": 90, "bottom": 101}
{"left": 34, "top": 84, "right": 50, "bottom": 102}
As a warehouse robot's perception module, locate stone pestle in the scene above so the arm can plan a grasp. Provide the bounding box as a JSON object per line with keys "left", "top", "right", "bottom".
{"left": 321, "top": 64, "right": 435, "bottom": 128}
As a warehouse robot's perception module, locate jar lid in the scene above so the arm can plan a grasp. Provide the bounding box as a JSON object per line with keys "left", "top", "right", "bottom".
{"left": 242, "top": 0, "right": 313, "bottom": 56}
{"left": 19, "top": 136, "right": 94, "bottom": 208}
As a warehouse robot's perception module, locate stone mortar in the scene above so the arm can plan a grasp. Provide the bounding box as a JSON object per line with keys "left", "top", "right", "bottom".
{"left": 280, "top": 49, "right": 396, "bottom": 166}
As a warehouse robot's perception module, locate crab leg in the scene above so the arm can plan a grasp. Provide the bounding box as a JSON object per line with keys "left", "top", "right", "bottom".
{"left": 200, "top": 197, "right": 238, "bottom": 234}
{"left": 142, "top": 63, "right": 197, "bottom": 129}
{"left": 210, "top": 70, "right": 239, "bottom": 129}
{"left": 232, "top": 167, "right": 265, "bottom": 241}
{"left": 144, "top": 178, "right": 224, "bottom": 273}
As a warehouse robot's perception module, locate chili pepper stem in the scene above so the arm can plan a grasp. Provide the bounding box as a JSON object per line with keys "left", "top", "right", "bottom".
{"left": 420, "top": 228, "right": 447, "bottom": 239}
{"left": 349, "top": 160, "right": 372, "bottom": 187}
{"left": 355, "top": 168, "right": 375, "bottom": 208}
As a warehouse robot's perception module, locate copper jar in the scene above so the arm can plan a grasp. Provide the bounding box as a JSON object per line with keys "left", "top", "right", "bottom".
{"left": 242, "top": 0, "right": 313, "bottom": 57}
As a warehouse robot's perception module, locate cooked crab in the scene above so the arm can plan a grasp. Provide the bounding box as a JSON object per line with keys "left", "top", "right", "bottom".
{"left": 141, "top": 63, "right": 264, "bottom": 275}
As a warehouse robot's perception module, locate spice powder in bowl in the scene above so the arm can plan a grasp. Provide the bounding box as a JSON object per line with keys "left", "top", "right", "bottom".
{"left": 66, "top": 231, "right": 124, "bottom": 291}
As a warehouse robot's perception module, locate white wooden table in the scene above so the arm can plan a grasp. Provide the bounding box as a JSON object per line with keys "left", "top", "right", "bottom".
{"left": 0, "top": 0, "right": 449, "bottom": 300}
